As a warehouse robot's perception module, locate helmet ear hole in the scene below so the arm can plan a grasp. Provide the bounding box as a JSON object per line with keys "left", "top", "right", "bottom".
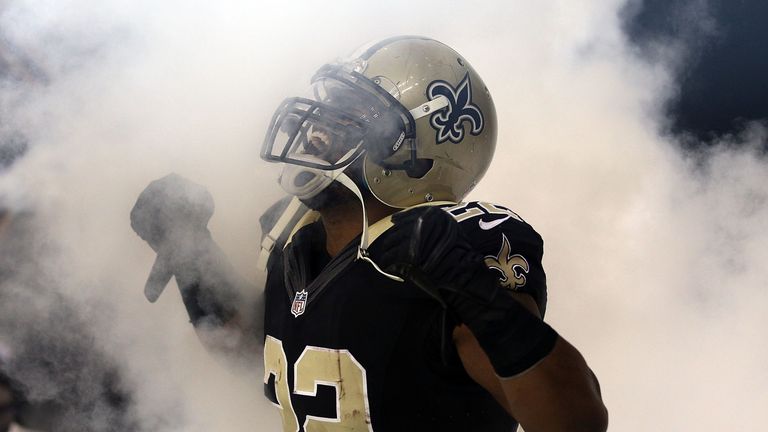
{"left": 405, "top": 158, "right": 433, "bottom": 178}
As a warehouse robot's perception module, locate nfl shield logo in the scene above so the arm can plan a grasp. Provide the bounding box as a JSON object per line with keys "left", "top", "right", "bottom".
{"left": 291, "top": 290, "right": 308, "bottom": 318}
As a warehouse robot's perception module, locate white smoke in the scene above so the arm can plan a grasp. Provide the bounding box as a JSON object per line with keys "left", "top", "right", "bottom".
{"left": 1, "top": 0, "right": 766, "bottom": 430}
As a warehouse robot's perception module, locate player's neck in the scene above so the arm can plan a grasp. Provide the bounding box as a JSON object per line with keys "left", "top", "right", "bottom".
{"left": 319, "top": 198, "right": 397, "bottom": 258}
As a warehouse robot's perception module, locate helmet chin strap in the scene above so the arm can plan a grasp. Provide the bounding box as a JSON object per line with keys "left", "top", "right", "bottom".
{"left": 334, "top": 172, "right": 404, "bottom": 283}
{"left": 279, "top": 148, "right": 404, "bottom": 282}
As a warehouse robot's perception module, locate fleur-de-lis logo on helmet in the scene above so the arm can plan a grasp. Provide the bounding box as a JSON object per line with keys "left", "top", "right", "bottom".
{"left": 427, "top": 72, "right": 484, "bottom": 144}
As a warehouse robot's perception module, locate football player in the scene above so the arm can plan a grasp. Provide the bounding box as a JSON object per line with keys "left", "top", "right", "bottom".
{"left": 132, "top": 36, "right": 607, "bottom": 431}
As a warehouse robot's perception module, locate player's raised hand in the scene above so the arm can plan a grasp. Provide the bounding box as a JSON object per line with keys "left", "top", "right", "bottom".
{"left": 130, "top": 173, "right": 215, "bottom": 303}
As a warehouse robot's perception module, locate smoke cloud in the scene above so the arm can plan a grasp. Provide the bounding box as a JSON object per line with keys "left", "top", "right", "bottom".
{"left": 1, "top": 0, "right": 765, "bottom": 430}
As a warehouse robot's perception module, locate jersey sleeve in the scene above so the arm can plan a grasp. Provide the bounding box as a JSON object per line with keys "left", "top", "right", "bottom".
{"left": 444, "top": 201, "right": 548, "bottom": 317}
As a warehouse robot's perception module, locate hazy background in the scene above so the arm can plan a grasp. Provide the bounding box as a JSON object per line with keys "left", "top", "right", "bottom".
{"left": 1, "top": 0, "right": 766, "bottom": 430}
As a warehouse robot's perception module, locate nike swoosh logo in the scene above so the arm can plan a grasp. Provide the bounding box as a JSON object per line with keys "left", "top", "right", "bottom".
{"left": 478, "top": 215, "right": 511, "bottom": 230}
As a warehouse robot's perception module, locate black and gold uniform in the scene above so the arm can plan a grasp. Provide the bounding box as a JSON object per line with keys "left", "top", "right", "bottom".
{"left": 262, "top": 201, "right": 547, "bottom": 431}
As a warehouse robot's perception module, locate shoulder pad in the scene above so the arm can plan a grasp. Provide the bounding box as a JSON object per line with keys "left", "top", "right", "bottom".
{"left": 443, "top": 201, "right": 540, "bottom": 242}
{"left": 444, "top": 201, "right": 547, "bottom": 316}
{"left": 367, "top": 200, "right": 457, "bottom": 247}
{"left": 257, "top": 196, "right": 310, "bottom": 273}
{"left": 259, "top": 196, "right": 294, "bottom": 240}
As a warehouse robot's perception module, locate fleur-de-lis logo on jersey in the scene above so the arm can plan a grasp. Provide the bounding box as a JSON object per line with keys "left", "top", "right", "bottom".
{"left": 484, "top": 234, "right": 530, "bottom": 290}
{"left": 427, "top": 73, "right": 484, "bottom": 144}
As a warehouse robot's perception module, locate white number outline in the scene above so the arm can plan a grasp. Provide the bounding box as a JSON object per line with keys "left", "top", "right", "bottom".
{"left": 443, "top": 201, "right": 523, "bottom": 223}
{"left": 265, "top": 337, "right": 374, "bottom": 432}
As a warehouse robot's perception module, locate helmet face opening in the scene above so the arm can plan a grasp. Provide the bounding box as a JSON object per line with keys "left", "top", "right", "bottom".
{"left": 262, "top": 65, "right": 416, "bottom": 172}
{"left": 262, "top": 95, "right": 368, "bottom": 171}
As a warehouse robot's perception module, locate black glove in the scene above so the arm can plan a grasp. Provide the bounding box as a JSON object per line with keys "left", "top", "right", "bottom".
{"left": 131, "top": 174, "right": 238, "bottom": 326}
{"left": 379, "top": 206, "right": 499, "bottom": 319}
{"left": 378, "top": 206, "right": 558, "bottom": 377}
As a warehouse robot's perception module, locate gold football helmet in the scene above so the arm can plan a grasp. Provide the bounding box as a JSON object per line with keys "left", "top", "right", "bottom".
{"left": 262, "top": 36, "right": 497, "bottom": 208}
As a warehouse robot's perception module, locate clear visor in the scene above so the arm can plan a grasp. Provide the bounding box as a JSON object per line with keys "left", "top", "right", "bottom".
{"left": 262, "top": 77, "right": 389, "bottom": 170}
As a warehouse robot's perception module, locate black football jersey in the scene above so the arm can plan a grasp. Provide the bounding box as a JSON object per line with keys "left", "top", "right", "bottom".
{"left": 262, "top": 201, "right": 547, "bottom": 431}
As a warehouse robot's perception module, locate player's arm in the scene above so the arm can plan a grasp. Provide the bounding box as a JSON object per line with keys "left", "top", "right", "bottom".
{"left": 130, "top": 174, "right": 261, "bottom": 359}
{"left": 454, "top": 294, "right": 606, "bottom": 432}
{"left": 380, "top": 207, "right": 607, "bottom": 432}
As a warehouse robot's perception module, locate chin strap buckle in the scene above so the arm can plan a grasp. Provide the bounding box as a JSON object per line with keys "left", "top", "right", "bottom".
{"left": 357, "top": 247, "right": 405, "bottom": 283}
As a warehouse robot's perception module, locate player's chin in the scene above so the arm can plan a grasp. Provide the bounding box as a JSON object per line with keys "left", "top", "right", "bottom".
{"left": 299, "top": 181, "right": 357, "bottom": 211}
